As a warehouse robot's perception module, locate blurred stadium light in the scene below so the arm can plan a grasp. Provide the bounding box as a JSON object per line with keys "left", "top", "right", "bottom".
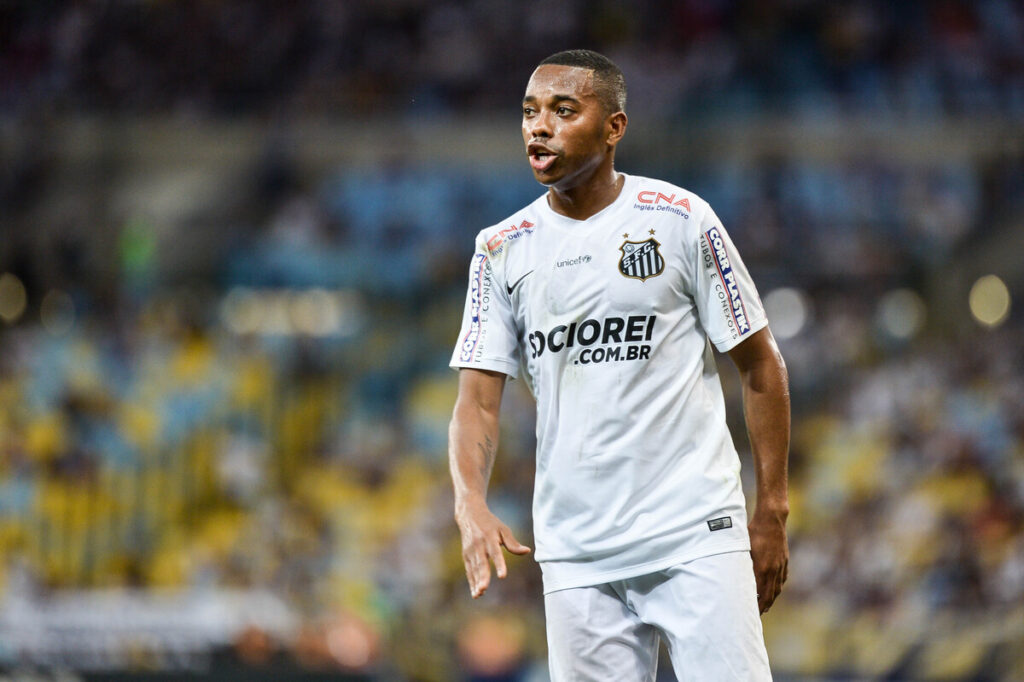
{"left": 970, "top": 275, "right": 1012, "bottom": 328}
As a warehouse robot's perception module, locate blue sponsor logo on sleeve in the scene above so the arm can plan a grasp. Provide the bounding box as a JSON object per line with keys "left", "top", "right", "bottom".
{"left": 459, "top": 253, "right": 488, "bottom": 361}
{"left": 705, "top": 227, "right": 751, "bottom": 336}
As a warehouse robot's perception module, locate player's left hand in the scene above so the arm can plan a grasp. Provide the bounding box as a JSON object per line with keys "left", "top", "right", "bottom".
{"left": 748, "top": 507, "right": 789, "bottom": 614}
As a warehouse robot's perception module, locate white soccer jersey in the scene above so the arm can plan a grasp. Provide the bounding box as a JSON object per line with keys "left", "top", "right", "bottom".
{"left": 451, "top": 173, "right": 769, "bottom": 593}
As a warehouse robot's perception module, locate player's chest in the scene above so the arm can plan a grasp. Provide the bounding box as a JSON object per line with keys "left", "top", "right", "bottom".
{"left": 504, "top": 219, "right": 685, "bottom": 323}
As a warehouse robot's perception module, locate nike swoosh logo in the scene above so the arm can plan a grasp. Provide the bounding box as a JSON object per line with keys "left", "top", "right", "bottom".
{"left": 506, "top": 270, "right": 534, "bottom": 297}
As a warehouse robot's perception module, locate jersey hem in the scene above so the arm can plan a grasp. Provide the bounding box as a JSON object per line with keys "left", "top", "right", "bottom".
{"left": 540, "top": 537, "right": 752, "bottom": 595}
{"left": 710, "top": 315, "right": 769, "bottom": 353}
{"left": 450, "top": 358, "right": 520, "bottom": 380}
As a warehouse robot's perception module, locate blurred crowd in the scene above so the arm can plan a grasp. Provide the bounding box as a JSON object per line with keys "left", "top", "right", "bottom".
{"left": 1, "top": 144, "right": 1021, "bottom": 678}
{"left": 1, "top": 1, "right": 1024, "bottom": 681}
{"left": 3, "top": 0, "right": 1024, "bottom": 119}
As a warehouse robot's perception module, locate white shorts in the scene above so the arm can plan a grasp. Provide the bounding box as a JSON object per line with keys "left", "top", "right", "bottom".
{"left": 544, "top": 550, "right": 772, "bottom": 681}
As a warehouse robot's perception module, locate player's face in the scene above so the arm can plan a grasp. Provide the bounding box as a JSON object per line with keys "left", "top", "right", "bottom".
{"left": 522, "top": 65, "right": 619, "bottom": 190}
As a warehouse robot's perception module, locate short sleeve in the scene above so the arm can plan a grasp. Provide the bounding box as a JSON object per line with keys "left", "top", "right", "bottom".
{"left": 689, "top": 206, "right": 768, "bottom": 352}
{"left": 450, "top": 235, "right": 521, "bottom": 378}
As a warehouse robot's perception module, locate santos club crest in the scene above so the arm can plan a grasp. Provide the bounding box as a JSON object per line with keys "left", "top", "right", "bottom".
{"left": 618, "top": 237, "right": 665, "bottom": 281}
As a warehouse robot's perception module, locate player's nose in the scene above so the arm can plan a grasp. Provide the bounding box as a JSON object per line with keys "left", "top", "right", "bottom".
{"left": 527, "top": 110, "right": 553, "bottom": 138}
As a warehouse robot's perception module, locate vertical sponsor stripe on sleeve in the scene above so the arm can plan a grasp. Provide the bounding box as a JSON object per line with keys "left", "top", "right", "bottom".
{"left": 459, "top": 253, "right": 488, "bottom": 361}
{"left": 705, "top": 228, "right": 751, "bottom": 336}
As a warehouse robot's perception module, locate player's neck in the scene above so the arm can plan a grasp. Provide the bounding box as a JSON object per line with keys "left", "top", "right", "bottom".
{"left": 546, "top": 168, "right": 624, "bottom": 221}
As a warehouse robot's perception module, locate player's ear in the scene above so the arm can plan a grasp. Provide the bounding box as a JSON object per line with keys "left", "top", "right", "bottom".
{"left": 606, "top": 111, "right": 627, "bottom": 147}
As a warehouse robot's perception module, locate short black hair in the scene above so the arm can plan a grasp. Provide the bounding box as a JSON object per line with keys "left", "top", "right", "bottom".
{"left": 537, "top": 49, "right": 626, "bottom": 115}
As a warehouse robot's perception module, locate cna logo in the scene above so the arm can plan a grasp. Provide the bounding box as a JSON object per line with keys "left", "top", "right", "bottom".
{"left": 486, "top": 219, "right": 536, "bottom": 252}
{"left": 704, "top": 227, "right": 751, "bottom": 336}
{"left": 634, "top": 190, "right": 691, "bottom": 219}
{"left": 636, "top": 191, "right": 691, "bottom": 211}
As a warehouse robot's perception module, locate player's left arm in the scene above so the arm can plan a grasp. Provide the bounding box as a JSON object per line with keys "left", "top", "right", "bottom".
{"left": 727, "top": 326, "right": 790, "bottom": 614}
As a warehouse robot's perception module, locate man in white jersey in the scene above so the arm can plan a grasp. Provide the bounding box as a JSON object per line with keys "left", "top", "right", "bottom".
{"left": 449, "top": 49, "right": 789, "bottom": 681}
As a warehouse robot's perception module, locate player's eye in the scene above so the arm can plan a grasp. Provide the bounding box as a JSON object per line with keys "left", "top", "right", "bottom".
{"left": 556, "top": 106, "right": 573, "bottom": 115}
{"left": 523, "top": 106, "right": 535, "bottom": 116}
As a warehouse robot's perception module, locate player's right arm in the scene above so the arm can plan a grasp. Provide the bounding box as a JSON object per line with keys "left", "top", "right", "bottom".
{"left": 449, "top": 367, "right": 531, "bottom": 598}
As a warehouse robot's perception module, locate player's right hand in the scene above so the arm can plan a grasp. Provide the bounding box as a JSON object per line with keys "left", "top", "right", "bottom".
{"left": 455, "top": 501, "right": 531, "bottom": 598}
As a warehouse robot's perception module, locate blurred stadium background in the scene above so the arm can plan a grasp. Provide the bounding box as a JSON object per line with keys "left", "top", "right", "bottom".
{"left": 1, "top": 1, "right": 1023, "bottom": 680}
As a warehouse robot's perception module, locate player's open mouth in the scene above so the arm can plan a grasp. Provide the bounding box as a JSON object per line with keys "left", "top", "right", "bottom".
{"left": 530, "top": 151, "right": 557, "bottom": 172}
{"left": 528, "top": 143, "right": 557, "bottom": 172}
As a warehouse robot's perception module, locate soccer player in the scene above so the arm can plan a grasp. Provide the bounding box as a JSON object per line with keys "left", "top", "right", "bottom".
{"left": 449, "top": 49, "right": 789, "bottom": 680}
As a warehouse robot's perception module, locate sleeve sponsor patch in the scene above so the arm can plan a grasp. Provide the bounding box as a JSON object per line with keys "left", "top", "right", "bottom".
{"left": 459, "top": 253, "right": 489, "bottom": 361}
{"left": 703, "top": 227, "right": 752, "bottom": 336}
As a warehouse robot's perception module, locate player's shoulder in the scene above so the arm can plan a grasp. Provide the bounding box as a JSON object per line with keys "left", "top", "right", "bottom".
{"left": 475, "top": 193, "right": 547, "bottom": 259}
{"left": 627, "top": 174, "right": 713, "bottom": 223}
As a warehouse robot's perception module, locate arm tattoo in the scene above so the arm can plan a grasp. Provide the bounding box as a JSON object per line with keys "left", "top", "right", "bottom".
{"left": 476, "top": 434, "right": 496, "bottom": 480}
